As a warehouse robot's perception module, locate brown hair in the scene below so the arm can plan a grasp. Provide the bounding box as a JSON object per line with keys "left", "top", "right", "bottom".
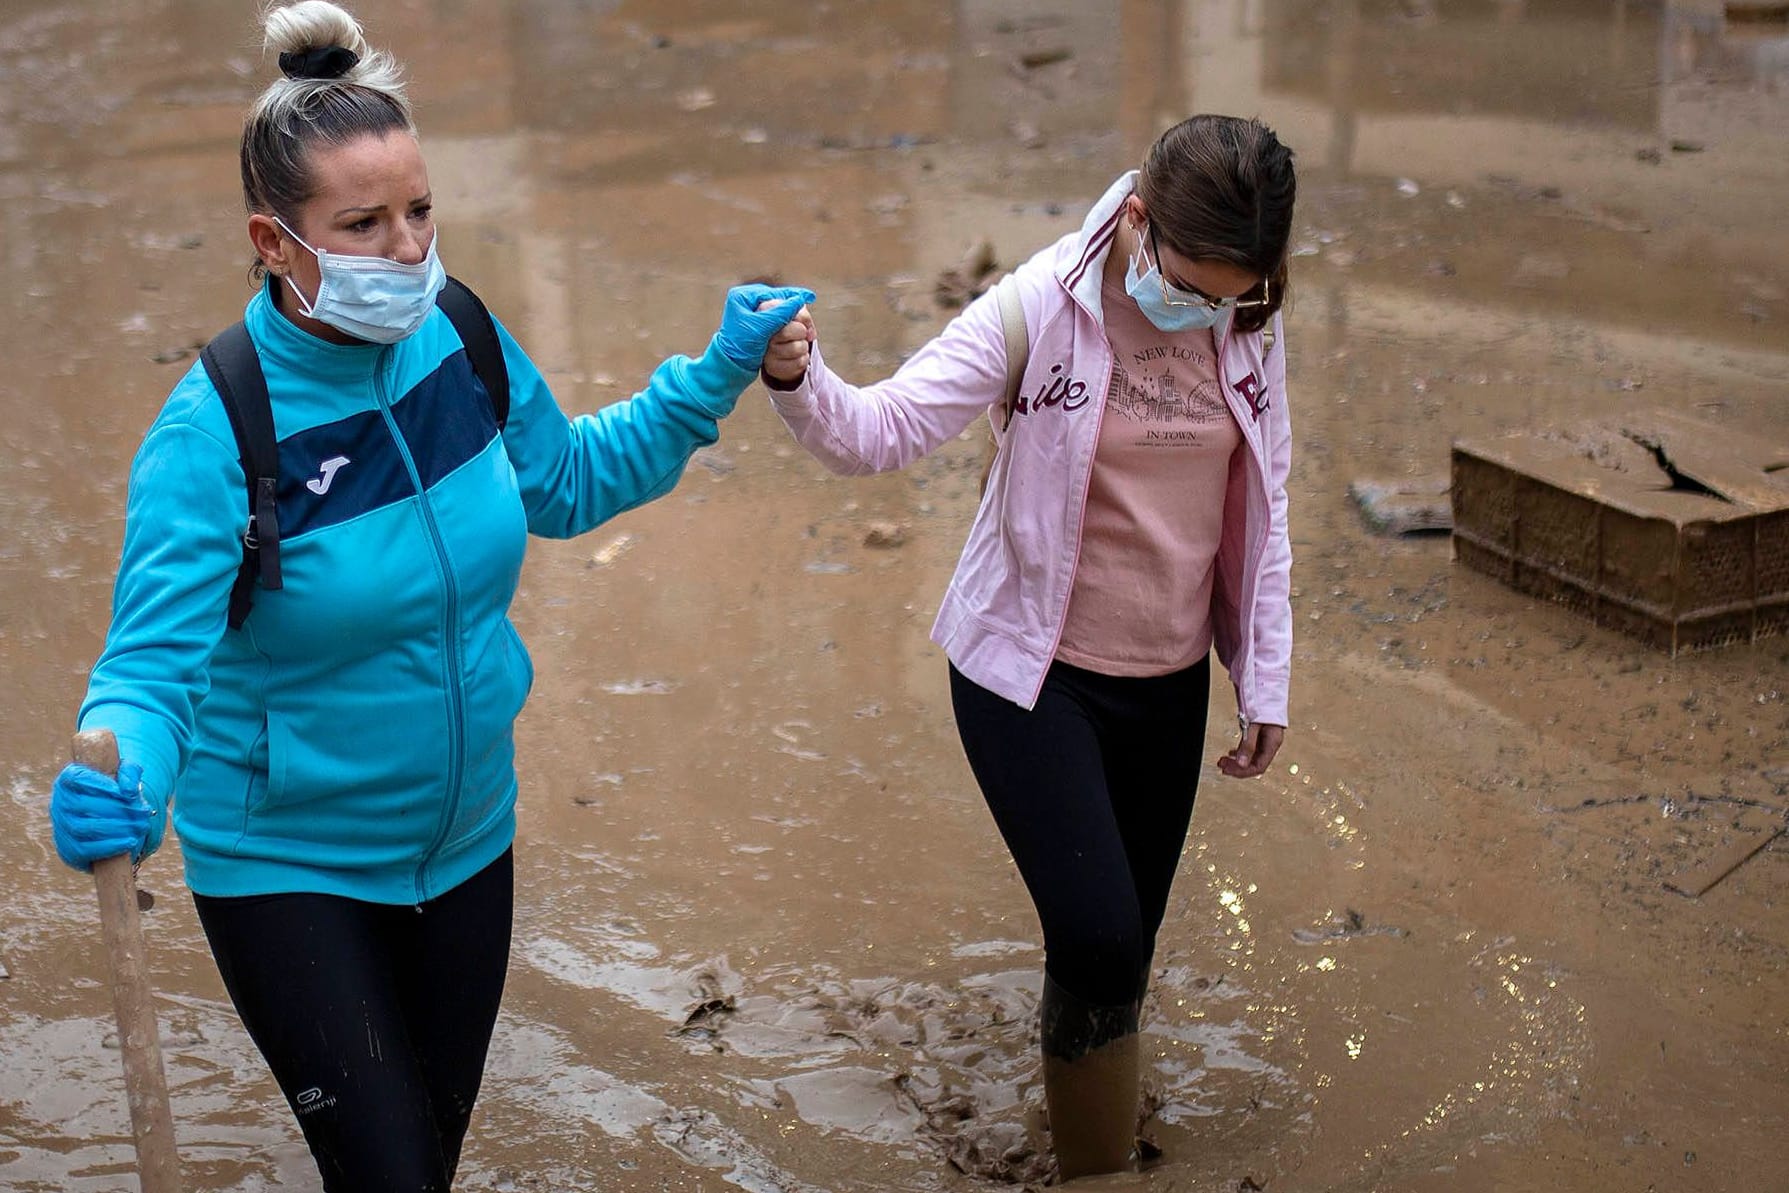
{"left": 1136, "top": 115, "right": 1296, "bottom": 335}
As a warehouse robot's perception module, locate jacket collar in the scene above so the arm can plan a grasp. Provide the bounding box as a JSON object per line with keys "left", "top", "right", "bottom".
{"left": 244, "top": 277, "right": 386, "bottom": 385}
{"left": 1056, "top": 170, "right": 1138, "bottom": 321}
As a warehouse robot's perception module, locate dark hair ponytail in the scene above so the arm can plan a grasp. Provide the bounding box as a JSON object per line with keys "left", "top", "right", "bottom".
{"left": 1137, "top": 115, "right": 1296, "bottom": 334}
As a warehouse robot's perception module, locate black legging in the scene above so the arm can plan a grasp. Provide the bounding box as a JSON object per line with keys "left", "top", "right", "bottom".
{"left": 951, "top": 658, "right": 1209, "bottom": 1011}
{"left": 192, "top": 849, "right": 513, "bottom": 1192}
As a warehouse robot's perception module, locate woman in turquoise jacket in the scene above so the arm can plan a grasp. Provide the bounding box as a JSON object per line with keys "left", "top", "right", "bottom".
{"left": 42, "top": 3, "right": 812, "bottom": 1188}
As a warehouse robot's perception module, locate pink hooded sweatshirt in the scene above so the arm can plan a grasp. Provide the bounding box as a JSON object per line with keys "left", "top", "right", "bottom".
{"left": 768, "top": 172, "right": 1293, "bottom": 727}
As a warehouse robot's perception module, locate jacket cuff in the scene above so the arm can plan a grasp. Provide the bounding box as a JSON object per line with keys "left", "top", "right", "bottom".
{"left": 762, "top": 343, "right": 823, "bottom": 415}
{"left": 78, "top": 705, "right": 177, "bottom": 833}
{"left": 681, "top": 341, "right": 761, "bottom": 418}
{"left": 760, "top": 366, "right": 805, "bottom": 393}
{"left": 1239, "top": 689, "right": 1289, "bottom": 730}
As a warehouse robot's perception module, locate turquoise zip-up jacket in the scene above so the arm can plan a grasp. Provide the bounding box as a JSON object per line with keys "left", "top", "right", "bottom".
{"left": 78, "top": 282, "right": 756, "bottom": 903}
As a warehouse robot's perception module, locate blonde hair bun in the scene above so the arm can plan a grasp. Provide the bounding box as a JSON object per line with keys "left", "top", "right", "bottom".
{"left": 259, "top": 2, "right": 403, "bottom": 95}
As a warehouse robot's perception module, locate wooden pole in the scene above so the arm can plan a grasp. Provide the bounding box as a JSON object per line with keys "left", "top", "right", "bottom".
{"left": 72, "top": 728, "right": 183, "bottom": 1193}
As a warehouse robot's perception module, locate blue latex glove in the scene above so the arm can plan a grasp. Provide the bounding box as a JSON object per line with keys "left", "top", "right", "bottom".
{"left": 711, "top": 284, "right": 817, "bottom": 370}
{"left": 49, "top": 761, "right": 155, "bottom": 871}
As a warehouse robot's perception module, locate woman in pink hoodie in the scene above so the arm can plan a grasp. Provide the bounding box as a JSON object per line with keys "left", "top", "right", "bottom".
{"left": 761, "top": 115, "right": 1297, "bottom": 1179}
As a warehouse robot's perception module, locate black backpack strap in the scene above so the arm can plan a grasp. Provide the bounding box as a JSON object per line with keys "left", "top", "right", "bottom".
{"left": 437, "top": 276, "right": 509, "bottom": 429}
{"left": 199, "top": 322, "right": 282, "bottom": 630}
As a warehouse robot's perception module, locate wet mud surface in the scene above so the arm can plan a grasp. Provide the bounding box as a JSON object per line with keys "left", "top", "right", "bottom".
{"left": 3, "top": 2, "right": 1787, "bottom": 1191}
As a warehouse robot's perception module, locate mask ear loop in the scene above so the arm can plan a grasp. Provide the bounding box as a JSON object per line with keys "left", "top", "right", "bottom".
{"left": 272, "top": 216, "right": 323, "bottom": 318}
{"left": 1127, "top": 213, "right": 1154, "bottom": 283}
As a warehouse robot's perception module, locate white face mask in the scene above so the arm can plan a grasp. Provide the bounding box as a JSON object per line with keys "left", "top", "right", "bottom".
{"left": 276, "top": 217, "right": 446, "bottom": 345}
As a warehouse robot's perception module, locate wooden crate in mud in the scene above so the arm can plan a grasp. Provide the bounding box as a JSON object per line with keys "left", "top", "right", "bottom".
{"left": 1451, "top": 409, "right": 1789, "bottom": 655}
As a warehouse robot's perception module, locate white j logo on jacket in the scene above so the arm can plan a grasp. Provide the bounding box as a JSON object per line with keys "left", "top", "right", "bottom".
{"left": 306, "top": 456, "right": 351, "bottom": 495}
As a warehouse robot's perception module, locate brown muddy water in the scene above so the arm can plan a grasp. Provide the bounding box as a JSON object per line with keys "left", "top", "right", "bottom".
{"left": 3, "top": 2, "right": 1788, "bottom": 1191}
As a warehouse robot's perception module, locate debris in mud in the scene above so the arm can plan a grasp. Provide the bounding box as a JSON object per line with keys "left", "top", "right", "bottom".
{"left": 1348, "top": 476, "right": 1452, "bottom": 536}
{"left": 673, "top": 971, "right": 738, "bottom": 1044}
{"left": 935, "top": 238, "right": 1001, "bottom": 310}
{"left": 1634, "top": 792, "right": 1787, "bottom": 817}
{"left": 0, "top": 956, "right": 9, "bottom": 979}
{"left": 1017, "top": 47, "right": 1072, "bottom": 69}
{"left": 1239, "top": 1177, "right": 1267, "bottom": 1191}
{"left": 1663, "top": 823, "right": 1784, "bottom": 898}
{"left": 939, "top": 1119, "right": 1054, "bottom": 1186}
{"left": 151, "top": 342, "right": 203, "bottom": 365}
{"left": 675, "top": 995, "right": 737, "bottom": 1036}
{"left": 1669, "top": 139, "right": 1705, "bottom": 154}
{"left": 863, "top": 522, "right": 908, "bottom": 549}
{"left": 1291, "top": 908, "right": 1408, "bottom": 945}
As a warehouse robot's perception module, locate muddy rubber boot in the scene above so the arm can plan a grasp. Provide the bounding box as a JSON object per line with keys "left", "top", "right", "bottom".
{"left": 1040, "top": 973, "right": 1141, "bottom": 1181}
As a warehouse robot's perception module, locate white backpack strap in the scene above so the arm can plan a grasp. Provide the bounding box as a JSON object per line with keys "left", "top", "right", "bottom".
{"left": 993, "top": 273, "right": 1028, "bottom": 434}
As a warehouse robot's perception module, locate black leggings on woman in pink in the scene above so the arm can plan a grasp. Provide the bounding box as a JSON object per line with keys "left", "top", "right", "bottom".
{"left": 950, "top": 657, "right": 1210, "bottom": 1054}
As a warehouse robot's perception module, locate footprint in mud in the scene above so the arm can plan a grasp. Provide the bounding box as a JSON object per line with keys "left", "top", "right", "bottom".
{"left": 705, "top": 967, "right": 1160, "bottom": 1186}
{"left": 894, "top": 1076, "right": 1056, "bottom": 1186}
{"left": 542, "top": 950, "right": 1222, "bottom": 1185}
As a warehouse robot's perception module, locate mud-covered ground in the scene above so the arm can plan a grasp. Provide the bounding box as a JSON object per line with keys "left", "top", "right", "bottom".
{"left": 3, "top": 2, "right": 1786, "bottom": 1191}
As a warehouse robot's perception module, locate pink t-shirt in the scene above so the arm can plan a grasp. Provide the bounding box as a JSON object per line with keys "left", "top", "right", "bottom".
{"left": 1055, "top": 273, "right": 1243, "bottom": 676}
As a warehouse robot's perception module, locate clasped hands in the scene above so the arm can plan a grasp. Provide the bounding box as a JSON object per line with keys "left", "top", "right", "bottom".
{"left": 747, "top": 291, "right": 816, "bottom": 389}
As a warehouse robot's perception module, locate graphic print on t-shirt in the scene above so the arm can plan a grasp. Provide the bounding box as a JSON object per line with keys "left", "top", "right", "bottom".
{"left": 1106, "top": 341, "right": 1228, "bottom": 447}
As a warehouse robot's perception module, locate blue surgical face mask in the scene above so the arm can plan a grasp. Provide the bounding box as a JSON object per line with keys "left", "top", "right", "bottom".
{"left": 1124, "top": 229, "right": 1232, "bottom": 336}
{"left": 276, "top": 217, "right": 446, "bottom": 345}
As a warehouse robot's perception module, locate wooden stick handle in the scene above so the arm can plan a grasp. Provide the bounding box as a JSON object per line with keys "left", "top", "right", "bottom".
{"left": 73, "top": 729, "right": 183, "bottom": 1193}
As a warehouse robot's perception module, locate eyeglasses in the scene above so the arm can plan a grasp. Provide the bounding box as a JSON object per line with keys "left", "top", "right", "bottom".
{"left": 1145, "top": 226, "right": 1273, "bottom": 313}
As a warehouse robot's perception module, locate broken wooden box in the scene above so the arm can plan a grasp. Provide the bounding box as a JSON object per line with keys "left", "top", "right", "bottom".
{"left": 1451, "top": 409, "right": 1789, "bottom": 654}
